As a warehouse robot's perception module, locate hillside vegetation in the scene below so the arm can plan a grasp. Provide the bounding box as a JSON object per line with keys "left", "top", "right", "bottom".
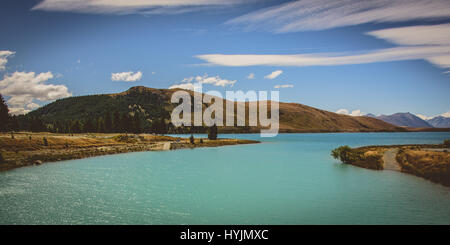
{"left": 12, "top": 86, "right": 403, "bottom": 134}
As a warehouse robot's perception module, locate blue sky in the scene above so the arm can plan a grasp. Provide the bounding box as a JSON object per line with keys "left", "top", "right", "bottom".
{"left": 0, "top": 0, "right": 449, "bottom": 119}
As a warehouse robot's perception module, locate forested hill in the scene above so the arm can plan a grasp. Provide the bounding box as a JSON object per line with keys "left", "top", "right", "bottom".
{"left": 17, "top": 86, "right": 403, "bottom": 134}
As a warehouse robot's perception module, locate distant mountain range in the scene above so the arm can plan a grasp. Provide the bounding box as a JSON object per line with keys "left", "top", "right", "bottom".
{"left": 365, "top": 112, "right": 450, "bottom": 128}
{"left": 426, "top": 116, "right": 450, "bottom": 128}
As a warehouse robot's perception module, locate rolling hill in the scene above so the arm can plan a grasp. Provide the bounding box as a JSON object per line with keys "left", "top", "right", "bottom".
{"left": 23, "top": 86, "right": 403, "bottom": 133}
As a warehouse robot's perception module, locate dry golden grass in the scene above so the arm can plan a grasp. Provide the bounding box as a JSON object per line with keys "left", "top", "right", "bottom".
{"left": 396, "top": 149, "right": 450, "bottom": 186}
{"left": 0, "top": 132, "right": 258, "bottom": 172}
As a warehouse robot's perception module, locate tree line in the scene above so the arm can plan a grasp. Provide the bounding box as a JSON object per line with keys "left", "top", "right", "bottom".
{"left": 1, "top": 93, "right": 220, "bottom": 137}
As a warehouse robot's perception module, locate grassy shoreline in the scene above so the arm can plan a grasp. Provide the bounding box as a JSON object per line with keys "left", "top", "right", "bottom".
{"left": 0, "top": 132, "right": 259, "bottom": 172}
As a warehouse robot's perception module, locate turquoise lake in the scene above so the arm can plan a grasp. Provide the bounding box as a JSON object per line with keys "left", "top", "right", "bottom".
{"left": 1, "top": 132, "right": 450, "bottom": 224}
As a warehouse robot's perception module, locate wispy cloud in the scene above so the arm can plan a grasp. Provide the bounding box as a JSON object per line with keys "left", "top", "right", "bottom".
{"left": 169, "top": 74, "right": 236, "bottom": 90}
{"left": 111, "top": 71, "right": 143, "bottom": 82}
{"left": 0, "top": 50, "right": 15, "bottom": 71}
{"left": 0, "top": 71, "right": 72, "bottom": 115}
{"left": 32, "top": 0, "right": 249, "bottom": 15}
{"left": 336, "top": 109, "right": 364, "bottom": 117}
{"left": 367, "top": 24, "right": 450, "bottom": 71}
{"left": 264, "top": 70, "right": 283, "bottom": 79}
{"left": 197, "top": 24, "right": 450, "bottom": 71}
{"left": 274, "top": 84, "right": 293, "bottom": 89}
{"left": 226, "top": 0, "right": 450, "bottom": 33}
{"left": 196, "top": 46, "right": 450, "bottom": 67}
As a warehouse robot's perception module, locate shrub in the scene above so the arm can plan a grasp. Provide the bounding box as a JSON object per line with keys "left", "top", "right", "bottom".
{"left": 208, "top": 125, "right": 218, "bottom": 140}
{"left": 331, "top": 145, "right": 358, "bottom": 164}
{"left": 444, "top": 140, "right": 450, "bottom": 148}
{"left": 43, "top": 137, "right": 48, "bottom": 146}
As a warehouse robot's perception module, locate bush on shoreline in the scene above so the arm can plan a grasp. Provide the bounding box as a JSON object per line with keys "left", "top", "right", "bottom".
{"left": 331, "top": 145, "right": 383, "bottom": 170}
{"left": 444, "top": 139, "right": 450, "bottom": 148}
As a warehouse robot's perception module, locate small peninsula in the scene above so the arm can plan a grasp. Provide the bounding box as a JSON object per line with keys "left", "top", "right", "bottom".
{"left": 332, "top": 140, "right": 450, "bottom": 187}
{"left": 0, "top": 132, "right": 259, "bottom": 172}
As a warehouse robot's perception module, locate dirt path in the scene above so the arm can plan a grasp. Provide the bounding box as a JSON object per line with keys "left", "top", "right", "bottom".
{"left": 382, "top": 148, "right": 401, "bottom": 171}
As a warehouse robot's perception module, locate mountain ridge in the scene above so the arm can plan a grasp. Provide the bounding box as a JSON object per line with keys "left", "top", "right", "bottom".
{"left": 22, "top": 86, "right": 405, "bottom": 133}
{"left": 365, "top": 112, "right": 433, "bottom": 128}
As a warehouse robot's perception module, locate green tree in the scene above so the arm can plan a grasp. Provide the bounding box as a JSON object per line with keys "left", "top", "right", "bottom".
{"left": 331, "top": 146, "right": 356, "bottom": 163}
{"left": 113, "top": 111, "right": 120, "bottom": 132}
{"left": 0, "top": 93, "right": 10, "bottom": 132}
{"left": 133, "top": 113, "right": 141, "bottom": 134}
{"left": 9, "top": 115, "right": 19, "bottom": 131}
{"left": 71, "top": 120, "right": 81, "bottom": 133}
{"left": 83, "top": 117, "right": 95, "bottom": 133}
{"left": 208, "top": 124, "right": 218, "bottom": 140}
{"left": 104, "top": 111, "right": 112, "bottom": 133}
{"left": 97, "top": 117, "right": 105, "bottom": 133}
{"left": 0, "top": 152, "right": 5, "bottom": 164}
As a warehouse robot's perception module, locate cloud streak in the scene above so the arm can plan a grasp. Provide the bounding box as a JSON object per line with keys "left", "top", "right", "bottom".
{"left": 264, "top": 70, "right": 283, "bottom": 79}
{"left": 274, "top": 84, "right": 293, "bottom": 89}
{"left": 226, "top": 0, "right": 450, "bottom": 33}
{"left": 196, "top": 46, "right": 450, "bottom": 67}
{"left": 111, "top": 71, "right": 143, "bottom": 82}
{"left": 32, "top": 0, "right": 248, "bottom": 15}
{"left": 336, "top": 109, "right": 364, "bottom": 117}
{"left": 169, "top": 74, "right": 236, "bottom": 90}
{"left": 0, "top": 50, "right": 15, "bottom": 71}
{"left": 197, "top": 24, "right": 450, "bottom": 71}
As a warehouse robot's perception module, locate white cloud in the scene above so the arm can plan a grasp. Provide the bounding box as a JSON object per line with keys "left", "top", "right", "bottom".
{"left": 367, "top": 24, "right": 450, "bottom": 70}
{"left": 8, "top": 107, "right": 31, "bottom": 115}
{"left": 196, "top": 45, "right": 450, "bottom": 69}
{"left": 247, "top": 73, "right": 255, "bottom": 79}
{"left": 336, "top": 109, "right": 349, "bottom": 115}
{"left": 0, "top": 71, "right": 72, "bottom": 115}
{"left": 169, "top": 83, "right": 196, "bottom": 90}
{"left": 0, "top": 50, "right": 15, "bottom": 71}
{"left": 169, "top": 74, "right": 236, "bottom": 90}
{"left": 32, "top": 0, "right": 248, "bottom": 15}
{"left": 274, "top": 84, "right": 294, "bottom": 89}
{"left": 336, "top": 109, "right": 364, "bottom": 117}
{"left": 367, "top": 24, "right": 450, "bottom": 46}
{"left": 226, "top": 0, "right": 450, "bottom": 33}
{"left": 264, "top": 70, "right": 283, "bottom": 79}
{"left": 111, "top": 71, "right": 143, "bottom": 82}
{"left": 417, "top": 111, "right": 450, "bottom": 120}
{"left": 416, "top": 114, "right": 433, "bottom": 120}
{"left": 442, "top": 111, "right": 450, "bottom": 118}
{"left": 26, "top": 103, "right": 40, "bottom": 110}
{"left": 197, "top": 24, "right": 450, "bottom": 72}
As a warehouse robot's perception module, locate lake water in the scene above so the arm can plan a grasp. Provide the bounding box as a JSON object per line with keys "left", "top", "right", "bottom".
{"left": 1, "top": 132, "right": 450, "bottom": 224}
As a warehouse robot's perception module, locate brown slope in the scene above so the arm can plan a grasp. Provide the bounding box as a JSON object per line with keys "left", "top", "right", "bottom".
{"left": 112, "top": 86, "right": 403, "bottom": 133}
